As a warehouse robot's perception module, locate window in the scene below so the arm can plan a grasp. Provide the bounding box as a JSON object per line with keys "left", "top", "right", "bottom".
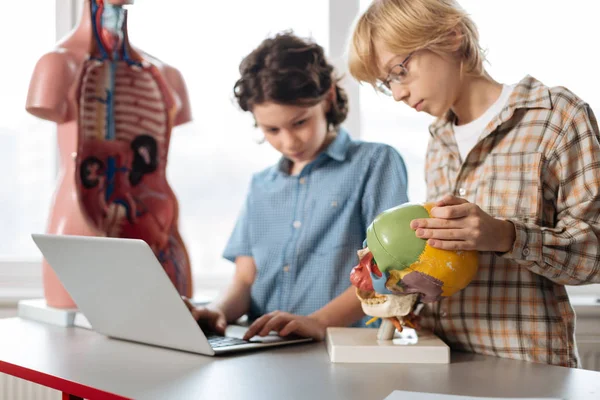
{"left": 357, "top": 0, "right": 600, "bottom": 295}
{"left": 359, "top": 0, "right": 600, "bottom": 203}
{"left": 0, "top": 2, "right": 56, "bottom": 260}
{"left": 0, "top": 0, "right": 351, "bottom": 299}
{"left": 127, "top": 1, "right": 329, "bottom": 289}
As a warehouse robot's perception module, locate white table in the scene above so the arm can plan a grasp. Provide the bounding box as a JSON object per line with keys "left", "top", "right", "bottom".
{"left": 0, "top": 318, "right": 599, "bottom": 399}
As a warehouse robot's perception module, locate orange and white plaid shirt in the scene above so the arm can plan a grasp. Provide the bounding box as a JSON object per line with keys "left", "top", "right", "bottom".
{"left": 420, "top": 75, "right": 600, "bottom": 367}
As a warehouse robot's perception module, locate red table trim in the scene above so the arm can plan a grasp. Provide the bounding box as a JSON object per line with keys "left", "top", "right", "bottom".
{"left": 0, "top": 360, "right": 131, "bottom": 400}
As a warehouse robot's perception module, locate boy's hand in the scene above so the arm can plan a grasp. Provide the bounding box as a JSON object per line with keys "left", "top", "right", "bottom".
{"left": 243, "top": 311, "right": 326, "bottom": 341}
{"left": 410, "top": 195, "right": 516, "bottom": 252}
{"left": 182, "top": 296, "right": 227, "bottom": 335}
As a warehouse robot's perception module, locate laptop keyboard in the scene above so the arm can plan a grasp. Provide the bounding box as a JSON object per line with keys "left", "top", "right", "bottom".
{"left": 206, "top": 334, "right": 251, "bottom": 348}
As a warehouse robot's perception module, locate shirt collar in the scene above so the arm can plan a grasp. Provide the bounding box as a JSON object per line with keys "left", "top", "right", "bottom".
{"left": 429, "top": 75, "right": 552, "bottom": 144}
{"left": 325, "top": 127, "right": 351, "bottom": 162}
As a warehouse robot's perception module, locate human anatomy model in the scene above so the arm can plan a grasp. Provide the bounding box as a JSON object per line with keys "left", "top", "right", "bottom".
{"left": 25, "top": 0, "right": 192, "bottom": 307}
{"left": 350, "top": 203, "right": 479, "bottom": 339}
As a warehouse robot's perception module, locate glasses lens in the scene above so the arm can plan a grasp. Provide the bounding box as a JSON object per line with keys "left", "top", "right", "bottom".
{"left": 389, "top": 65, "right": 408, "bottom": 83}
{"left": 376, "top": 81, "right": 392, "bottom": 96}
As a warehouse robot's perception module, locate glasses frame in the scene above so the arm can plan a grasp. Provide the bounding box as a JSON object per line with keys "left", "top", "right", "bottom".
{"left": 376, "top": 52, "right": 414, "bottom": 96}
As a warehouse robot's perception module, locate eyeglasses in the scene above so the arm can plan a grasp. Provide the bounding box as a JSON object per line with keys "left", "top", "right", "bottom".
{"left": 376, "top": 52, "right": 414, "bottom": 96}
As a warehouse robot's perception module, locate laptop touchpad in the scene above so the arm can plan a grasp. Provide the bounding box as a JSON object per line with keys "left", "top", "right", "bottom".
{"left": 225, "top": 325, "right": 285, "bottom": 343}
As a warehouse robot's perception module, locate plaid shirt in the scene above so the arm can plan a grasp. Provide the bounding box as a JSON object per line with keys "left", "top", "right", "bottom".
{"left": 420, "top": 75, "right": 600, "bottom": 367}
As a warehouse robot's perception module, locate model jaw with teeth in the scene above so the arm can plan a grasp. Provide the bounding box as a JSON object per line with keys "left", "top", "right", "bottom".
{"left": 351, "top": 247, "right": 420, "bottom": 333}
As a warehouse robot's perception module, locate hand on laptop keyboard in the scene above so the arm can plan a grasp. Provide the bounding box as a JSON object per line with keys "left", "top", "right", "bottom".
{"left": 182, "top": 296, "right": 227, "bottom": 335}
{"left": 243, "top": 311, "right": 326, "bottom": 341}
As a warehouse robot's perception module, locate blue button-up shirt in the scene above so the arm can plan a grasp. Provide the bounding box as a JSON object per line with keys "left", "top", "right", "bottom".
{"left": 223, "top": 129, "right": 409, "bottom": 326}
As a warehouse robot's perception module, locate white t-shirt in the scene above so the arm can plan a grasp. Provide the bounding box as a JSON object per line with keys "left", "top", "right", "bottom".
{"left": 453, "top": 84, "right": 515, "bottom": 160}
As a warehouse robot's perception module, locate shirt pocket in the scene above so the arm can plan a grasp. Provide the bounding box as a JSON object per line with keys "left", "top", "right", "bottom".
{"left": 303, "top": 190, "right": 361, "bottom": 255}
{"left": 320, "top": 190, "right": 357, "bottom": 212}
{"left": 475, "top": 152, "right": 543, "bottom": 220}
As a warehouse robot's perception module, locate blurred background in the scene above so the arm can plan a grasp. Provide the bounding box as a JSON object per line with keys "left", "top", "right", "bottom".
{"left": 1, "top": 0, "right": 599, "bottom": 299}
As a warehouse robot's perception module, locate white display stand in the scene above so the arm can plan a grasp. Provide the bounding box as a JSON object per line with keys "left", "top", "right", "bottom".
{"left": 17, "top": 299, "right": 77, "bottom": 327}
{"left": 326, "top": 326, "right": 450, "bottom": 364}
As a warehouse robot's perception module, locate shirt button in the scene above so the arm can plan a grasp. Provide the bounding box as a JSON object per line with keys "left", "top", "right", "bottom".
{"left": 523, "top": 247, "right": 530, "bottom": 256}
{"left": 458, "top": 187, "right": 466, "bottom": 196}
{"left": 299, "top": 177, "right": 306, "bottom": 184}
{"left": 283, "top": 265, "right": 290, "bottom": 272}
{"left": 293, "top": 221, "right": 302, "bottom": 229}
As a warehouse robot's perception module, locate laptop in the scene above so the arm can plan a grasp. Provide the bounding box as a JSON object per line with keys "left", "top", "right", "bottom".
{"left": 31, "top": 234, "right": 311, "bottom": 355}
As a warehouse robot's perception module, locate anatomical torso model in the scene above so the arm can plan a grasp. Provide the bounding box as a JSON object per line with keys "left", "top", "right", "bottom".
{"left": 26, "top": 0, "right": 192, "bottom": 308}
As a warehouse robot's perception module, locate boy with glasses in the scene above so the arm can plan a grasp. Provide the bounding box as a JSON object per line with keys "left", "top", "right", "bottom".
{"left": 349, "top": 0, "right": 600, "bottom": 367}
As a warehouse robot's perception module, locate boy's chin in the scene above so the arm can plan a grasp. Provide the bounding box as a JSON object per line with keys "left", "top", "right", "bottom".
{"left": 422, "top": 103, "right": 438, "bottom": 117}
{"left": 430, "top": 106, "right": 449, "bottom": 119}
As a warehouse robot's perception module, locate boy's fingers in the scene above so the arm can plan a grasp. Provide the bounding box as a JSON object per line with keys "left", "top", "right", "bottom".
{"left": 244, "top": 315, "right": 270, "bottom": 340}
{"left": 191, "top": 307, "right": 217, "bottom": 322}
{"left": 411, "top": 218, "right": 462, "bottom": 229}
{"left": 279, "top": 320, "right": 301, "bottom": 337}
{"left": 259, "top": 315, "right": 287, "bottom": 337}
{"left": 416, "top": 228, "right": 465, "bottom": 240}
{"left": 428, "top": 239, "right": 476, "bottom": 251}
{"left": 435, "top": 195, "right": 469, "bottom": 208}
{"left": 214, "top": 315, "right": 227, "bottom": 335}
{"left": 430, "top": 203, "right": 470, "bottom": 219}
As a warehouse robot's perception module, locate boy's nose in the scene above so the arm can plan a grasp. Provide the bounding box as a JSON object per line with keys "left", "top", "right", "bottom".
{"left": 392, "top": 84, "right": 409, "bottom": 103}
{"left": 282, "top": 131, "right": 301, "bottom": 148}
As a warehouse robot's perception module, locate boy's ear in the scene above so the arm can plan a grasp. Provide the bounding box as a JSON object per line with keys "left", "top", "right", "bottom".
{"left": 324, "top": 84, "right": 337, "bottom": 113}
{"left": 448, "top": 28, "right": 463, "bottom": 52}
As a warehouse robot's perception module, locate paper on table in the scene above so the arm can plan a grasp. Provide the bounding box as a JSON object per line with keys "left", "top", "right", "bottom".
{"left": 384, "top": 391, "right": 562, "bottom": 400}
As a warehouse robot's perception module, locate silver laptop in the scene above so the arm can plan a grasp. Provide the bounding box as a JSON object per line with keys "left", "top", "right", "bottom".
{"left": 31, "top": 234, "right": 311, "bottom": 355}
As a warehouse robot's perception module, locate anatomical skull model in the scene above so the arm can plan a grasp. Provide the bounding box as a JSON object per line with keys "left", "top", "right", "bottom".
{"left": 350, "top": 203, "right": 479, "bottom": 339}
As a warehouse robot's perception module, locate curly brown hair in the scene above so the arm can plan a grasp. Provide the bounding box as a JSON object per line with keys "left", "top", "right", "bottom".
{"left": 233, "top": 31, "right": 349, "bottom": 130}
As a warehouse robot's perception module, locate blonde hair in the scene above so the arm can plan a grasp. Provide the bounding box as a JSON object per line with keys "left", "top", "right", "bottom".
{"left": 349, "top": 0, "right": 486, "bottom": 86}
